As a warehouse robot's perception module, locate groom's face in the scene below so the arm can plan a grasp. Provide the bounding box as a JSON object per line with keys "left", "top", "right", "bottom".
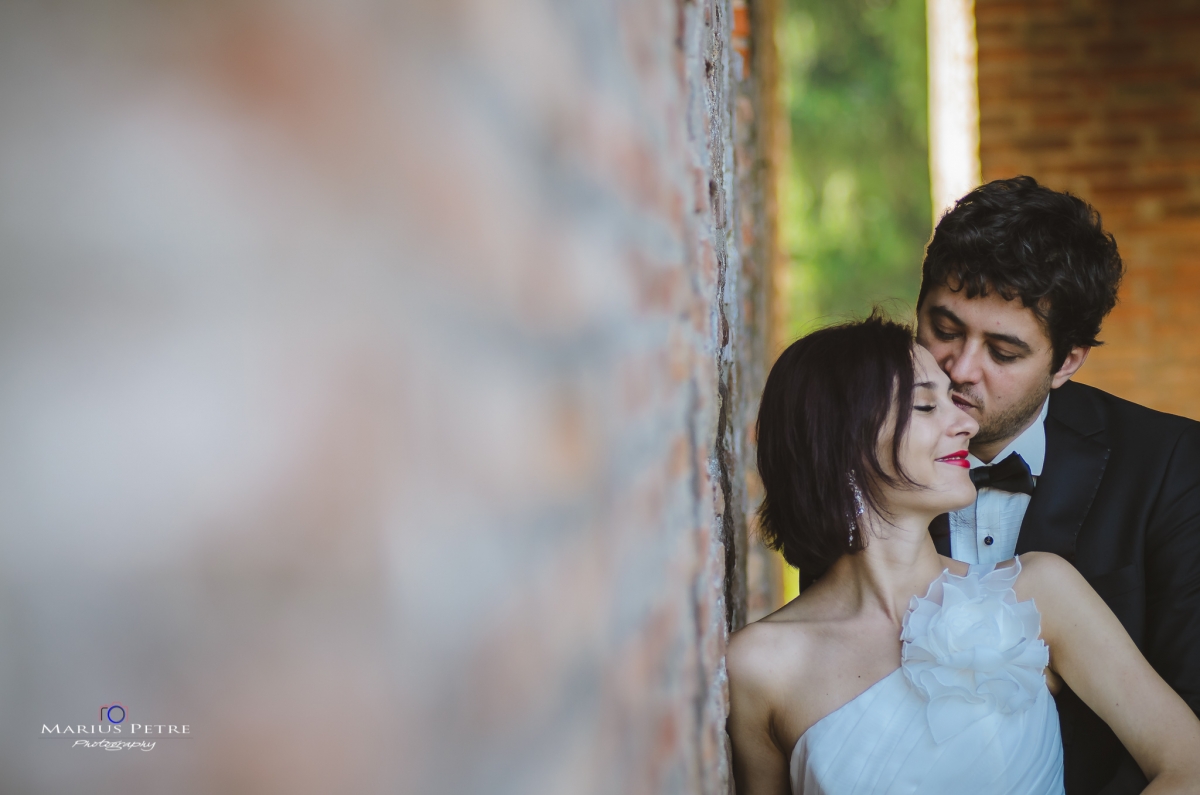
{"left": 916, "top": 284, "right": 1062, "bottom": 461}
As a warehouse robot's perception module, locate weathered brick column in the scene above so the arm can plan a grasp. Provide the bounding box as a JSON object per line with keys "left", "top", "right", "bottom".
{"left": 733, "top": 0, "right": 788, "bottom": 622}
{"left": 977, "top": 0, "right": 1200, "bottom": 418}
{"left": 0, "top": 0, "right": 779, "bottom": 793}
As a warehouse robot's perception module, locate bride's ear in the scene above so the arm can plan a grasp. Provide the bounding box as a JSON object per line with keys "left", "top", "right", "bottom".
{"left": 1051, "top": 346, "right": 1089, "bottom": 388}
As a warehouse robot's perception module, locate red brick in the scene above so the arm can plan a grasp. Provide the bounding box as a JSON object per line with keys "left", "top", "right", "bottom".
{"left": 1083, "top": 131, "right": 1143, "bottom": 149}
{"left": 980, "top": 0, "right": 1200, "bottom": 418}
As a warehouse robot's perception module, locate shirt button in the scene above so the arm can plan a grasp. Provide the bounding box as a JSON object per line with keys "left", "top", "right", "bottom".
{"left": 984, "top": 536, "right": 994, "bottom": 546}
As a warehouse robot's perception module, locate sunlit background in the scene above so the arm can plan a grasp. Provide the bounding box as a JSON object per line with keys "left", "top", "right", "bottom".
{"left": 778, "top": 0, "right": 931, "bottom": 338}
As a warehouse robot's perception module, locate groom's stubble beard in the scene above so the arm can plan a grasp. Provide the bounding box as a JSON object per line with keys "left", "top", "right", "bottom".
{"left": 953, "top": 373, "right": 1054, "bottom": 450}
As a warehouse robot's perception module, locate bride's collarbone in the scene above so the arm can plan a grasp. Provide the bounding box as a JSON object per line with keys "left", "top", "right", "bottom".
{"left": 765, "top": 617, "right": 904, "bottom": 752}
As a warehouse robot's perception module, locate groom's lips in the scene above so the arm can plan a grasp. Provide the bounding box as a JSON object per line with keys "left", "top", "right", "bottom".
{"left": 951, "top": 394, "right": 976, "bottom": 411}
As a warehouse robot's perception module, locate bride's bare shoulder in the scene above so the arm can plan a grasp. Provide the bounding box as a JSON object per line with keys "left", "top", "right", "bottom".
{"left": 1012, "top": 550, "right": 1076, "bottom": 579}
{"left": 1010, "top": 551, "right": 1087, "bottom": 602}
{"left": 727, "top": 589, "right": 837, "bottom": 697}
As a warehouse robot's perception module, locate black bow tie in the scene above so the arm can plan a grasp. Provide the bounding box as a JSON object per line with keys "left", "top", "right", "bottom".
{"left": 969, "top": 452, "right": 1036, "bottom": 496}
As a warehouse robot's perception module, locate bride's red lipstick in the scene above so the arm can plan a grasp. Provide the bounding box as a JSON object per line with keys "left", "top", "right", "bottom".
{"left": 936, "top": 450, "right": 970, "bottom": 468}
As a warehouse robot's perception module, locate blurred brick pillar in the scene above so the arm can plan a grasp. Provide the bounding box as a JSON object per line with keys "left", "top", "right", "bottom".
{"left": 977, "top": 0, "right": 1200, "bottom": 418}
{"left": 0, "top": 0, "right": 779, "bottom": 794}
{"left": 733, "top": 0, "right": 786, "bottom": 622}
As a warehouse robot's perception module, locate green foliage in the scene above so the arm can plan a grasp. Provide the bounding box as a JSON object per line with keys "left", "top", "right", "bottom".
{"left": 778, "top": 0, "right": 932, "bottom": 337}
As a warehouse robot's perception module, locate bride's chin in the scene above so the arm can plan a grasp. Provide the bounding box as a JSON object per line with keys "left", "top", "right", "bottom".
{"left": 925, "top": 483, "right": 977, "bottom": 515}
{"left": 943, "top": 496, "right": 976, "bottom": 513}
{"left": 943, "top": 488, "right": 977, "bottom": 513}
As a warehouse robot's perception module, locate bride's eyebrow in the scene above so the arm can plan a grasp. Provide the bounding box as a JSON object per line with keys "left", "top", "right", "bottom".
{"left": 914, "top": 381, "right": 936, "bottom": 390}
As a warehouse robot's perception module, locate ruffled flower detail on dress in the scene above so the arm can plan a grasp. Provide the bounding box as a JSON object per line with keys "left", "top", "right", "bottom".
{"left": 900, "top": 558, "right": 1049, "bottom": 744}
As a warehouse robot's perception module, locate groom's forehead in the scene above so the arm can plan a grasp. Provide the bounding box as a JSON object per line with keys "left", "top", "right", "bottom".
{"left": 919, "top": 285, "right": 1050, "bottom": 343}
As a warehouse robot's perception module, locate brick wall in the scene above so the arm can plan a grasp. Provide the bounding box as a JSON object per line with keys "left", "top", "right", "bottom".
{"left": 977, "top": 0, "right": 1200, "bottom": 418}
{"left": 734, "top": 0, "right": 788, "bottom": 622}
{"left": 0, "top": 0, "right": 777, "bottom": 793}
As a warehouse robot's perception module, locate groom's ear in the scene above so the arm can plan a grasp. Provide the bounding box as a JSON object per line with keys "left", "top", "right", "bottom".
{"left": 1051, "top": 346, "right": 1090, "bottom": 389}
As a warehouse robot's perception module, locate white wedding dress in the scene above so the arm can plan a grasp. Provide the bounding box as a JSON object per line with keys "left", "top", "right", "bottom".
{"left": 790, "top": 558, "right": 1065, "bottom": 794}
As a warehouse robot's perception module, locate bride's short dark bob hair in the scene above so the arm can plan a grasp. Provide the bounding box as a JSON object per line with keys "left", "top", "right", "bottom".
{"left": 756, "top": 313, "right": 918, "bottom": 589}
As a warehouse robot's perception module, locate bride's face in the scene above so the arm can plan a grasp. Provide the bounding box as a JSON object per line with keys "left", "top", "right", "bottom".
{"left": 878, "top": 345, "right": 979, "bottom": 518}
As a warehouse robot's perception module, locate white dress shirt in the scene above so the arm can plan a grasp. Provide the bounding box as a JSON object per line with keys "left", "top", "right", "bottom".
{"left": 949, "top": 398, "right": 1049, "bottom": 565}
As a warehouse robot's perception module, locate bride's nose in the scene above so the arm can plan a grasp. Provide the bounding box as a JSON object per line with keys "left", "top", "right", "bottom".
{"left": 949, "top": 406, "right": 979, "bottom": 439}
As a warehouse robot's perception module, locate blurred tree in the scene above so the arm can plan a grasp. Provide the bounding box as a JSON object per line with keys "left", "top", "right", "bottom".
{"left": 778, "top": 0, "right": 931, "bottom": 338}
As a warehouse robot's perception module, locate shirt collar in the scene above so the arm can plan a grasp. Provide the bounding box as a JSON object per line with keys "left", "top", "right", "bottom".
{"left": 966, "top": 397, "right": 1049, "bottom": 476}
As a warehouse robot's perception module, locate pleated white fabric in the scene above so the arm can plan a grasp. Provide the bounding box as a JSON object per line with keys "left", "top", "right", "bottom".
{"left": 790, "top": 558, "right": 1064, "bottom": 795}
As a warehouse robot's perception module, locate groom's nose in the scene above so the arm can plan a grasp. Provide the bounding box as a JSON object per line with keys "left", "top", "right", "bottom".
{"left": 944, "top": 340, "right": 985, "bottom": 386}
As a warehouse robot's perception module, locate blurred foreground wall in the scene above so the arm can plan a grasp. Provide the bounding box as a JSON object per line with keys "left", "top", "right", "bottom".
{"left": 976, "top": 0, "right": 1200, "bottom": 419}
{"left": 0, "top": 0, "right": 779, "bottom": 793}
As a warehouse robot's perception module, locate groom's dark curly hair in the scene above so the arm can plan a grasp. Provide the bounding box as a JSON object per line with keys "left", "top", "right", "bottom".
{"left": 918, "top": 176, "right": 1125, "bottom": 371}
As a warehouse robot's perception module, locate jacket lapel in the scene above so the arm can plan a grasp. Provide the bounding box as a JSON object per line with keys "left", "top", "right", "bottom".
{"left": 1015, "top": 382, "right": 1110, "bottom": 560}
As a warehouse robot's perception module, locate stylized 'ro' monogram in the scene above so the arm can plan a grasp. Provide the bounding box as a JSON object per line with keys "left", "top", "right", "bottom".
{"left": 100, "top": 704, "right": 126, "bottom": 724}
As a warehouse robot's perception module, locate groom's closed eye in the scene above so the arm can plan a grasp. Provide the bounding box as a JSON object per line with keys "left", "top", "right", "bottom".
{"left": 983, "top": 333, "right": 1032, "bottom": 363}
{"left": 932, "top": 324, "right": 960, "bottom": 341}
{"left": 925, "top": 306, "right": 965, "bottom": 339}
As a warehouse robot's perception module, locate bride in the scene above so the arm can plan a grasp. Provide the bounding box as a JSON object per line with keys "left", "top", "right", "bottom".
{"left": 727, "top": 315, "right": 1200, "bottom": 794}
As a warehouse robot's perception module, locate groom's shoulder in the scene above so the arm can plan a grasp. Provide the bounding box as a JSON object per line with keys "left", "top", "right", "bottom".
{"left": 1050, "top": 380, "right": 1200, "bottom": 444}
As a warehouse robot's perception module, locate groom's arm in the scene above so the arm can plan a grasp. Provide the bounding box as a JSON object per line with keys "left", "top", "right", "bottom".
{"left": 1099, "top": 429, "right": 1200, "bottom": 795}
{"left": 1098, "top": 425, "right": 1200, "bottom": 795}
{"left": 1143, "top": 424, "right": 1200, "bottom": 719}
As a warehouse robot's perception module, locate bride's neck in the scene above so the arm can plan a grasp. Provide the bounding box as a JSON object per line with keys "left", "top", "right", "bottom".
{"left": 830, "top": 509, "right": 945, "bottom": 625}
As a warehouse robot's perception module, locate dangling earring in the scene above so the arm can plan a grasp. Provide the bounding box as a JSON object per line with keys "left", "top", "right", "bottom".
{"left": 848, "top": 472, "right": 865, "bottom": 545}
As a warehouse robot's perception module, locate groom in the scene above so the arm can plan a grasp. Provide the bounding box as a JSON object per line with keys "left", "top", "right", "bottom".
{"left": 917, "top": 176, "right": 1200, "bottom": 795}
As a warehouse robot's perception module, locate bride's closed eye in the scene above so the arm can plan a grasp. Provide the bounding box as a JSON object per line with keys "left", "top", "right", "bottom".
{"left": 915, "top": 404, "right": 936, "bottom": 413}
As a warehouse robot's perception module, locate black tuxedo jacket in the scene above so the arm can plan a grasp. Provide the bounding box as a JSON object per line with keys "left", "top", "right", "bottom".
{"left": 931, "top": 380, "right": 1200, "bottom": 795}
